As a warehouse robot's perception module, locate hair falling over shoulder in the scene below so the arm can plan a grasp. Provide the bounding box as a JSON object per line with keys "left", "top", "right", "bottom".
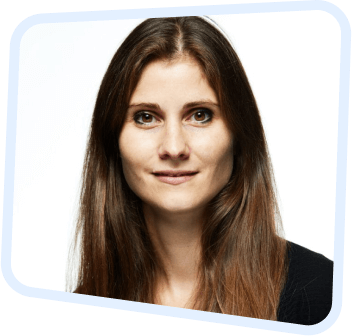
{"left": 66, "top": 16, "right": 288, "bottom": 321}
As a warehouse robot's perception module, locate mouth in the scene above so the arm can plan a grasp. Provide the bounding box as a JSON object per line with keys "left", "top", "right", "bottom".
{"left": 152, "top": 170, "right": 198, "bottom": 185}
{"left": 153, "top": 170, "right": 198, "bottom": 177}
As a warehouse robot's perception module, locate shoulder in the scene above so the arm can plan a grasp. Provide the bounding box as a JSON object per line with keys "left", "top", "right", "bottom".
{"left": 287, "top": 242, "right": 333, "bottom": 279}
{"left": 277, "top": 241, "right": 333, "bottom": 325}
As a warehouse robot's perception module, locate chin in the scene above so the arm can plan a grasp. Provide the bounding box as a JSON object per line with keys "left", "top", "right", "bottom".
{"left": 145, "top": 194, "right": 209, "bottom": 215}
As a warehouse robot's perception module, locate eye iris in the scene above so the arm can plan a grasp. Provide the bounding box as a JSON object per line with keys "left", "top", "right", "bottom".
{"left": 195, "top": 111, "right": 205, "bottom": 121}
{"left": 142, "top": 114, "right": 152, "bottom": 123}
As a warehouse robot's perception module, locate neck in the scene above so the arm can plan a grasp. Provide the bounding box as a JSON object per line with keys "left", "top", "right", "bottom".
{"left": 143, "top": 204, "right": 204, "bottom": 307}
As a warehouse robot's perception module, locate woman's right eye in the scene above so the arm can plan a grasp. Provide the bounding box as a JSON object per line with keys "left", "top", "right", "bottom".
{"left": 134, "top": 112, "right": 158, "bottom": 126}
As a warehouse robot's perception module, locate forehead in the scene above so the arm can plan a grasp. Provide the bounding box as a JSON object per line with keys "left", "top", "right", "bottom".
{"left": 129, "top": 57, "right": 218, "bottom": 106}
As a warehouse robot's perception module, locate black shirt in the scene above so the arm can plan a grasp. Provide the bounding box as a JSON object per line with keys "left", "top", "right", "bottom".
{"left": 277, "top": 241, "right": 333, "bottom": 325}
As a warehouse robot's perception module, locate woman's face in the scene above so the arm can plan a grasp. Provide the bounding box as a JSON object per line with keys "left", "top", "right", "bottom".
{"left": 119, "top": 56, "right": 234, "bottom": 215}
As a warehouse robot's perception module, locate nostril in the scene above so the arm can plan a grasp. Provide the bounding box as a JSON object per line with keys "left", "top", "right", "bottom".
{"left": 159, "top": 150, "right": 190, "bottom": 161}
{"left": 179, "top": 153, "right": 189, "bottom": 161}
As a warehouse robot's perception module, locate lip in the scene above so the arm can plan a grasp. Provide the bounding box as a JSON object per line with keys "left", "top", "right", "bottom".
{"left": 153, "top": 170, "right": 198, "bottom": 177}
{"left": 152, "top": 170, "right": 198, "bottom": 185}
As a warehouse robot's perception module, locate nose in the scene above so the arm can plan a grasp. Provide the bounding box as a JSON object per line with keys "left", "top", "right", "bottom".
{"left": 158, "top": 123, "right": 190, "bottom": 161}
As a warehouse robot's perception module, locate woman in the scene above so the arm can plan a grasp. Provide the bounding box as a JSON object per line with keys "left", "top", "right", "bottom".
{"left": 68, "top": 16, "right": 333, "bottom": 325}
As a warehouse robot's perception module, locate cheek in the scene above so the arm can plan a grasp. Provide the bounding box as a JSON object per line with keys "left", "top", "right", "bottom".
{"left": 120, "top": 126, "right": 143, "bottom": 160}
{"left": 194, "top": 130, "right": 234, "bottom": 172}
{"left": 118, "top": 127, "right": 156, "bottom": 182}
{"left": 119, "top": 128, "right": 143, "bottom": 179}
{"left": 205, "top": 140, "right": 234, "bottom": 192}
{"left": 212, "top": 142, "right": 234, "bottom": 180}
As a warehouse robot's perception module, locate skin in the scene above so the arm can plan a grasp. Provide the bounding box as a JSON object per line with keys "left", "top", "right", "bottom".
{"left": 119, "top": 56, "right": 234, "bottom": 308}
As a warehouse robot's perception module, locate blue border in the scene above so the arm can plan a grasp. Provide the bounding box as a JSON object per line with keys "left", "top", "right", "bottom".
{"left": 2, "top": 1, "right": 349, "bottom": 334}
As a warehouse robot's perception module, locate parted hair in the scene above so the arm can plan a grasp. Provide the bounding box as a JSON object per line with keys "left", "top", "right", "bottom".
{"left": 67, "top": 16, "right": 288, "bottom": 320}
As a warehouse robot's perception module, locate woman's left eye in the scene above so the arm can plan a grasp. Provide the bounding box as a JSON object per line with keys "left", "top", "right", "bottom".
{"left": 189, "top": 109, "right": 213, "bottom": 124}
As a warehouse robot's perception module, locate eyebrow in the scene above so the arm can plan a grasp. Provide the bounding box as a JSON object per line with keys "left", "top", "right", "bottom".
{"left": 128, "top": 100, "right": 220, "bottom": 110}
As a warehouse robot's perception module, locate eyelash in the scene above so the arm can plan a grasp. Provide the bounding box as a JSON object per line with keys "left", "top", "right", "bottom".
{"left": 133, "top": 109, "right": 213, "bottom": 126}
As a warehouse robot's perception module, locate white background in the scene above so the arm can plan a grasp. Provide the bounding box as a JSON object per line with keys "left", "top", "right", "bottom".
{"left": 11, "top": 8, "right": 339, "bottom": 292}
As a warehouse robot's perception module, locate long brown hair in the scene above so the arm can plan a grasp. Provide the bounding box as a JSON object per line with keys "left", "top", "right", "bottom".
{"left": 67, "top": 16, "right": 288, "bottom": 321}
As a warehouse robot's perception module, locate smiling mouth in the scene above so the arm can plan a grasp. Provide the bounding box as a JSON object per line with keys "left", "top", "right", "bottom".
{"left": 152, "top": 171, "right": 198, "bottom": 185}
{"left": 153, "top": 171, "right": 198, "bottom": 177}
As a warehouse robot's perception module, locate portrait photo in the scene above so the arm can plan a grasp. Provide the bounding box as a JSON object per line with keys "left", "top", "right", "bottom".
{"left": 7, "top": 6, "right": 341, "bottom": 331}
